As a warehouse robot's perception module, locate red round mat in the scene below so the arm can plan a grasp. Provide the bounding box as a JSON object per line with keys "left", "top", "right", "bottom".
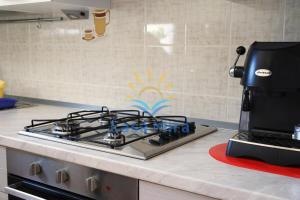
{"left": 209, "top": 143, "right": 300, "bottom": 178}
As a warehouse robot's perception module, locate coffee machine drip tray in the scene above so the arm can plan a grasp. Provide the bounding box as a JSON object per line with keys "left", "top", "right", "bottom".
{"left": 226, "top": 132, "right": 300, "bottom": 166}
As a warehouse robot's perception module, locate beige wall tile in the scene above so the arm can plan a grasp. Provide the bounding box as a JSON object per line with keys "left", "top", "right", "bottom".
{"left": 186, "top": 0, "right": 231, "bottom": 46}
{"left": 110, "top": 45, "right": 145, "bottom": 69}
{"left": 7, "top": 23, "right": 29, "bottom": 44}
{"left": 230, "top": 0, "right": 285, "bottom": 45}
{"left": 227, "top": 77, "right": 243, "bottom": 99}
{"left": 0, "top": 24, "right": 7, "bottom": 44}
{"left": 8, "top": 44, "right": 30, "bottom": 80}
{"left": 146, "top": 46, "right": 184, "bottom": 93}
{"left": 227, "top": 98, "right": 242, "bottom": 123}
{"left": 109, "top": 0, "right": 145, "bottom": 46}
{"left": 81, "top": 45, "right": 144, "bottom": 88}
{"left": 145, "top": 0, "right": 185, "bottom": 46}
{"left": 52, "top": 82, "right": 84, "bottom": 103}
{"left": 183, "top": 95, "right": 227, "bottom": 121}
{"left": 51, "top": 20, "right": 82, "bottom": 44}
{"left": 184, "top": 46, "right": 228, "bottom": 97}
{"left": 52, "top": 44, "right": 82, "bottom": 84}
{"left": 29, "top": 22, "right": 54, "bottom": 44}
{"left": 157, "top": 92, "right": 184, "bottom": 116}
{"left": 35, "top": 80, "right": 59, "bottom": 98}
{"left": 8, "top": 79, "right": 42, "bottom": 99}
{"left": 81, "top": 43, "right": 113, "bottom": 86}
{"left": 285, "top": 0, "right": 300, "bottom": 41}
{"left": 30, "top": 44, "right": 56, "bottom": 82}
{"left": 0, "top": 44, "right": 10, "bottom": 80}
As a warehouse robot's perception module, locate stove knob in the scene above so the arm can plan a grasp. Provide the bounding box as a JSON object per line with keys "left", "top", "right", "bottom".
{"left": 86, "top": 176, "right": 98, "bottom": 192}
{"left": 30, "top": 162, "right": 42, "bottom": 176}
{"left": 56, "top": 169, "right": 69, "bottom": 184}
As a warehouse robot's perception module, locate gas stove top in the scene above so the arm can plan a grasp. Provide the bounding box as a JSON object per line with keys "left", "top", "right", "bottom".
{"left": 19, "top": 106, "right": 217, "bottom": 159}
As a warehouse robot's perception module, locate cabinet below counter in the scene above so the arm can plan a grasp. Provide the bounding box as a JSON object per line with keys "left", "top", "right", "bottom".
{"left": 139, "top": 181, "right": 216, "bottom": 200}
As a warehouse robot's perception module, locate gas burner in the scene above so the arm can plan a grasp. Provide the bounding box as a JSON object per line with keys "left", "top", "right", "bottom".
{"left": 51, "top": 120, "right": 80, "bottom": 135}
{"left": 102, "top": 131, "right": 125, "bottom": 146}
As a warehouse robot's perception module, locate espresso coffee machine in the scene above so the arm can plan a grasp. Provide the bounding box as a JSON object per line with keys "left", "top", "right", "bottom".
{"left": 226, "top": 42, "right": 300, "bottom": 166}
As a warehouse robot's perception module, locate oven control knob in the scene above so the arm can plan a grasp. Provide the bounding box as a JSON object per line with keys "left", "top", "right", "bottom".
{"left": 86, "top": 176, "right": 99, "bottom": 192}
{"left": 56, "top": 169, "right": 69, "bottom": 183}
{"left": 30, "top": 162, "right": 42, "bottom": 176}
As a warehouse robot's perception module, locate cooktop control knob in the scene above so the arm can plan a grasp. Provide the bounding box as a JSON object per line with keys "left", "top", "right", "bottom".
{"left": 56, "top": 169, "right": 69, "bottom": 183}
{"left": 86, "top": 176, "right": 99, "bottom": 192}
{"left": 30, "top": 162, "right": 42, "bottom": 176}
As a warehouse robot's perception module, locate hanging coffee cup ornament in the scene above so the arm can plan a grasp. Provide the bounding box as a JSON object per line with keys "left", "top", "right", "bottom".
{"left": 93, "top": 9, "right": 110, "bottom": 37}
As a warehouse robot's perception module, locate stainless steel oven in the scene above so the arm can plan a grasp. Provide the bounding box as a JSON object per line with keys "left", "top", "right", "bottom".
{"left": 5, "top": 148, "right": 139, "bottom": 200}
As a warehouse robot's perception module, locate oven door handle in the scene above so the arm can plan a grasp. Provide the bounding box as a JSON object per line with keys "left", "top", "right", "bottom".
{"left": 4, "top": 186, "right": 46, "bottom": 200}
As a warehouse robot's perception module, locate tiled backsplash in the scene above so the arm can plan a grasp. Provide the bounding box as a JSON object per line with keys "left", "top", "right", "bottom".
{"left": 0, "top": 0, "right": 299, "bottom": 122}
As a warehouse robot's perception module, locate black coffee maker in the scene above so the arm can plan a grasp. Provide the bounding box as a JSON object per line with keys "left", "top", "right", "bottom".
{"left": 226, "top": 42, "right": 300, "bottom": 166}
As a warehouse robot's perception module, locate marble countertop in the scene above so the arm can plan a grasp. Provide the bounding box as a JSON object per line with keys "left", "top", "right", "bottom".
{"left": 0, "top": 104, "right": 299, "bottom": 200}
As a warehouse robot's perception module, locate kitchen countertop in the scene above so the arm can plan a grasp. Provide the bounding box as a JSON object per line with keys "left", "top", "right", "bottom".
{"left": 0, "top": 104, "right": 299, "bottom": 200}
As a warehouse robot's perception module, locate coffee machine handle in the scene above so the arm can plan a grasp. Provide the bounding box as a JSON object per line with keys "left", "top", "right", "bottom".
{"left": 229, "top": 46, "right": 246, "bottom": 78}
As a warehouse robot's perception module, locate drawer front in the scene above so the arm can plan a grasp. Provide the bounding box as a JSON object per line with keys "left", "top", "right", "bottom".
{"left": 139, "top": 181, "right": 217, "bottom": 200}
{"left": 0, "top": 192, "right": 8, "bottom": 200}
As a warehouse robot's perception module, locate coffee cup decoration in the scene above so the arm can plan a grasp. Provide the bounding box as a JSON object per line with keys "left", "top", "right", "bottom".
{"left": 82, "top": 29, "right": 95, "bottom": 41}
{"left": 82, "top": 9, "right": 110, "bottom": 41}
{"left": 93, "top": 9, "right": 110, "bottom": 37}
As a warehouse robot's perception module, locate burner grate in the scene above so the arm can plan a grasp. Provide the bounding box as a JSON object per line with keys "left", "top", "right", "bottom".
{"left": 24, "top": 106, "right": 197, "bottom": 148}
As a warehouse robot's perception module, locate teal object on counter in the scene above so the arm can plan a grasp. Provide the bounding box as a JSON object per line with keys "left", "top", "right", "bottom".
{"left": 0, "top": 98, "right": 17, "bottom": 109}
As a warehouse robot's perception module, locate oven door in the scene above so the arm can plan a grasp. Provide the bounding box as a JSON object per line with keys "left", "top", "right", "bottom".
{"left": 5, "top": 175, "right": 93, "bottom": 200}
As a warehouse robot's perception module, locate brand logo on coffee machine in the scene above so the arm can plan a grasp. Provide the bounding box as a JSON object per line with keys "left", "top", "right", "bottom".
{"left": 255, "top": 69, "right": 272, "bottom": 77}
